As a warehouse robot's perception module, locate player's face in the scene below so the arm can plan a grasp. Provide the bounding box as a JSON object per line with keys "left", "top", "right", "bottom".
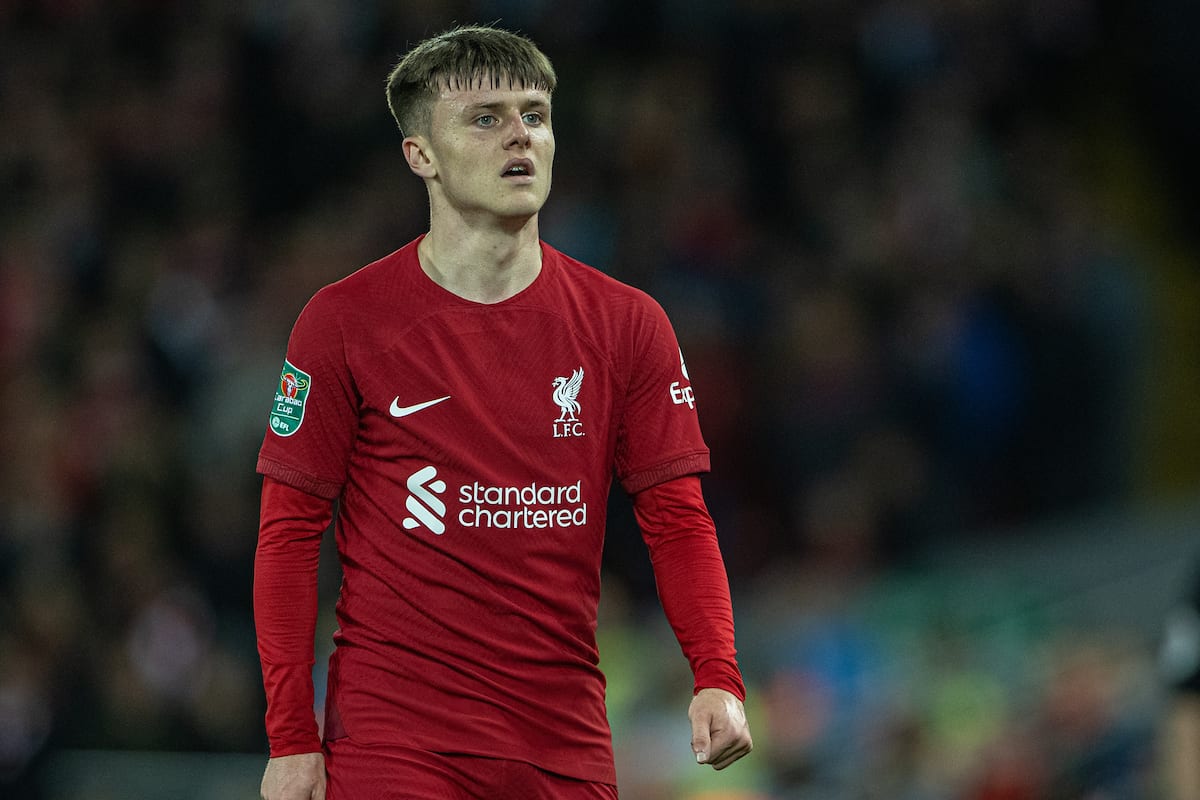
{"left": 420, "top": 80, "right": 554, "bottom": 223}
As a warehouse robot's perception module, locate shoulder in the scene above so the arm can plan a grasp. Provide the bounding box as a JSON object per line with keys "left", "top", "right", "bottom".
{"left": 543, "top": 242, "right": 663, "bottom": 319}
{"left": 300, "top": 241, "right": 417, "bottom": 319}
{"left": 325, "top": 242, "right": 414, "bottom": 301}
{"left": 284, "top": 242, "right": 419, "bottom": 361}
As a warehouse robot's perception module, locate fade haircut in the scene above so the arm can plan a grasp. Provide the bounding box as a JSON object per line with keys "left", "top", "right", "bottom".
{"left": 386, "top": 25, "right": 557, "bottom": 138}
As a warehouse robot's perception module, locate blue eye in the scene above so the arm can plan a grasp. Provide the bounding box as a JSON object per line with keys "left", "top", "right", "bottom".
{"left": 476, "top": 114, "right": 497, "bottom": 127}
{"left": 522, "top": 112, "right": 543, "bottom": 125}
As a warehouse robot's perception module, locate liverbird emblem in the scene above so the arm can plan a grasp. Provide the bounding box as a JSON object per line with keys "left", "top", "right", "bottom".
{"left": 552, "top": 367, "right": 584, "bottom": 422}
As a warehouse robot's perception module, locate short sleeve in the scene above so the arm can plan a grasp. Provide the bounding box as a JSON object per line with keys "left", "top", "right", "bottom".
{"left": 257, "top": 288, "right": 359, "bottom": 499}
{"left": 614, "top": 297, "right": 710, "bottom": 495}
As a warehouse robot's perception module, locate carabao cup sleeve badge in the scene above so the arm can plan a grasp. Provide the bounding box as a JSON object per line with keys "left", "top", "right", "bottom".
{"left": 269, "top": 359, "right": 311, "bottom": 437}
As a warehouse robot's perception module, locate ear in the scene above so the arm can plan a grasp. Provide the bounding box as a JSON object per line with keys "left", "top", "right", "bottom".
{"left": 403, "top": 135, "right": 436, "bottom": 179}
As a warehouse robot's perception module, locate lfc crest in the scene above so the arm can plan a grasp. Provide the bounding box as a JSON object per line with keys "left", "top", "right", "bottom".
{"left": 551, "top": 367, "right": 584, "bottom": 438}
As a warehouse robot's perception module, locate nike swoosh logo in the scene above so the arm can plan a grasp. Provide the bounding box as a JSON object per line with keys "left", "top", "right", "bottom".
{"left": 389, "top": 395, "right": 451, "bottom": 418}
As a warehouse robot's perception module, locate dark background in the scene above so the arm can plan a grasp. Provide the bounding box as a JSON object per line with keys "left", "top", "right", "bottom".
{"left": 2, "top": 1, "right": 1198, "bottom": 797}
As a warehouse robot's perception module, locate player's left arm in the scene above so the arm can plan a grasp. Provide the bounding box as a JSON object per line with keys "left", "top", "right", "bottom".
{"left": 633, "top": 474, "right": 753, "bottom": 769}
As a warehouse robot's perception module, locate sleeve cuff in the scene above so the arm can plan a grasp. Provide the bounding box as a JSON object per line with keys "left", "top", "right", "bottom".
{"left": 261, "top": 660, "right": 322, "bottom": 755}
{"left": 694, "top": 658, "right": 746, "bottom": 702}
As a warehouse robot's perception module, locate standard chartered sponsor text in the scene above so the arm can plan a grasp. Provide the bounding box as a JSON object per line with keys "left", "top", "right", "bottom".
{"left": 457, "top": 479, "right": 587, "bottom": 529}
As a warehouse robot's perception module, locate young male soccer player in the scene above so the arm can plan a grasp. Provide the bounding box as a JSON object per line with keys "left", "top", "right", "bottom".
{"left": 253, "top": 25, "right": 752, "bottom": 799}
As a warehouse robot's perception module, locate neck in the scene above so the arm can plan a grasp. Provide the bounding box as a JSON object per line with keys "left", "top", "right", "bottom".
{"left": 418, "top": 216, "right": 543, "bottom": 304}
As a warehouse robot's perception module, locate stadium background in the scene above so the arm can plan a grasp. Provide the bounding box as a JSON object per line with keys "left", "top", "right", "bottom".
{"left": 2, "top": 1, "right": 1199, "bottom": 797}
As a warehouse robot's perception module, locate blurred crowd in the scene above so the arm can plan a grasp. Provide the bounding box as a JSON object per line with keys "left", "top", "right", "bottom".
{"left": 2, "top": 1, "right": 1198, "bottom": 797}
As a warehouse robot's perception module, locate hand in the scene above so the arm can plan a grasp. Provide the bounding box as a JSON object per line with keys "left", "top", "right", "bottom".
{"left": 261, "top": 752, "right": 326, "bottom": 800}
{"left": 689, "top": 687, "right": 753, "bottom": 770}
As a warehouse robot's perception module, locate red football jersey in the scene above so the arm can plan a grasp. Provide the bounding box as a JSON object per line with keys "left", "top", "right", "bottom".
{"left": 257, "top": 237, "right": 712, "bottom": 782}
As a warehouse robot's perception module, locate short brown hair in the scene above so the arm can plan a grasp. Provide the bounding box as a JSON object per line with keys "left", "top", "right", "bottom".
{"left": 385, "top": 25, "right": 557, "bottom": 137}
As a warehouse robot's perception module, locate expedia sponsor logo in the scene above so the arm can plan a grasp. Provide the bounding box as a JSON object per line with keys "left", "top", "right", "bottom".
{"left": 670, "top": 347, "right": 696, "bottom": 409}
{"left": 670, "top": 381, "right": 695, "bottom": 409}
{"left": 401, "top": 467, "right": 587, "bottom": 534}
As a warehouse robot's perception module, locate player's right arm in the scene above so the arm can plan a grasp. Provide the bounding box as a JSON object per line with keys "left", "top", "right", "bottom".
{"left": 254, "top": 475, "right": 334, "bottom": 800}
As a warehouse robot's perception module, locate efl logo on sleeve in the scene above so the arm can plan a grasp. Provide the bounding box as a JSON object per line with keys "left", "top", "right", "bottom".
{"left": 269, "top": 359, "right": 311, "bottom": 437}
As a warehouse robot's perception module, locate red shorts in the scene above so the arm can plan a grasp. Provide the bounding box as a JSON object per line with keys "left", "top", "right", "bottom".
{"left": 324, "top": 738, "right": 619, "bottom": 800}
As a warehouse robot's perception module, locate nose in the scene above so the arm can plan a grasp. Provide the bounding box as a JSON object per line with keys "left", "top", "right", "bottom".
{"left": 505, "top": 114, "right": 531, "bottom": 149}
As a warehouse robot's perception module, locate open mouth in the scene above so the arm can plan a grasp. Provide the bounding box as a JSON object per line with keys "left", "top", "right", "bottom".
{"left": 501, "top": 160, "right": 534, "bottom": 178}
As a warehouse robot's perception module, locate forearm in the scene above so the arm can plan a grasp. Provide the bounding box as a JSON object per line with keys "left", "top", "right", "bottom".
{"left": 634, "top": 475, "right": 745, "bottom": 699}
{"left": 254, "top": 476, "right": 332, "bottom": 755}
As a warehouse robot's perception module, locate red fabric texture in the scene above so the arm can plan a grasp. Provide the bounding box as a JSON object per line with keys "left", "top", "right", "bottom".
{"left": 633, "top": 475, "right": 745, "bottom": 701}
{"left": 254, "top": 476, "right": 331, "bottom": 756}
{"left": 252, "top": 237, "right": 731, "bottom": 781}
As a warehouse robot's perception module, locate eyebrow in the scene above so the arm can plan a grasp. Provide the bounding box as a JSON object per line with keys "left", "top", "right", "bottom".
{"left": 462, "top": 98, "right": 551, "bottom": 115}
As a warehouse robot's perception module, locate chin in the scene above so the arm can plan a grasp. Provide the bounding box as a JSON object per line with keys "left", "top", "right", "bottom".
{"left": 497, "top": 198, "right": 548, "bottom": 220}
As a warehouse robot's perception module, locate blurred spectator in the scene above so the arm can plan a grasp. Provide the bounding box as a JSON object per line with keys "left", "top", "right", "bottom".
{"left": 1160, "top": 563, "right": 1200, "bottom": 800}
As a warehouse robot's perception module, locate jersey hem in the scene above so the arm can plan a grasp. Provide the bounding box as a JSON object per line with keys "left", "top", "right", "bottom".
{"left": 257, "top": 456, "right": 342, "bottom": 500}
{"left": 326, "top": 738, "right": 617, "bottom": 785}
{"left": 621, "top": 451, "right": 711, "bottom": 495}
